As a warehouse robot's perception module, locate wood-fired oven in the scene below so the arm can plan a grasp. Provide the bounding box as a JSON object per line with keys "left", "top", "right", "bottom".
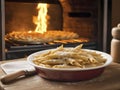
{"left": 0, "top": 0, "right": 112, "bottom": 60}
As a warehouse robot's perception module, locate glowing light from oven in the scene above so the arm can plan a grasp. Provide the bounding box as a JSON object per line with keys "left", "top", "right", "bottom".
{"left": 33, "top": 3, "right": 48, "bottom": 34}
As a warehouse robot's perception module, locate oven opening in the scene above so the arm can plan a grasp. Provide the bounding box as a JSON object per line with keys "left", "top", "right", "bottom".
{"left": 3, "top": 0, "right": 104, "bottom": 60}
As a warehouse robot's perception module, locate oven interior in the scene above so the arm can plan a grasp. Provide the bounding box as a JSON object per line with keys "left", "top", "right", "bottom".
{"left": 0, "top": 0, "right": 111, "bottom": 60}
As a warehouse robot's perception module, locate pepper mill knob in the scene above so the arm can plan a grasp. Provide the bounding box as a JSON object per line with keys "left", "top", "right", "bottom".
{"left": 111, "top": 24, "right": 120, "bottom": 63}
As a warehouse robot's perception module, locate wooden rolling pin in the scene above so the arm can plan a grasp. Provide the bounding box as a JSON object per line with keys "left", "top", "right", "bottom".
{"left": 0, "top": 69, "right": 36, "bottom": 84}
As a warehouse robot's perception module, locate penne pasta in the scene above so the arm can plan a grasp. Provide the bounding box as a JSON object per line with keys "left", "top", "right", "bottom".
{"left": 33, "top": 44, "right": 106, "bottom": 69}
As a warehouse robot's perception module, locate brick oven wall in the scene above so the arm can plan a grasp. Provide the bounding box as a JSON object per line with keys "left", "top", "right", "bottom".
{"left": 59, "top": 0, "right": 98, "bottom": 39}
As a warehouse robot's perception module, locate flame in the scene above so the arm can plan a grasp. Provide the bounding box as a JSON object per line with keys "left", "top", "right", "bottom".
{"left": 34, "top": 3, "right": 48, "bottom": 34}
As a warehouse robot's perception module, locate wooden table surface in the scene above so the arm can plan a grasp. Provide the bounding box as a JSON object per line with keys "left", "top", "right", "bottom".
{"left": 0, "top": 58, "right": 120, "bottom": 90}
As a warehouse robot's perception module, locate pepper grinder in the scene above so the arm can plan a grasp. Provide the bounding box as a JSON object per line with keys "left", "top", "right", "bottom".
{"left": 111, "top": 24, "right": 120, "bottom": 63}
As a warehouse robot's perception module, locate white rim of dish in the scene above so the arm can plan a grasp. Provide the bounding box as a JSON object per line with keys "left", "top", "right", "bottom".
{"left": 27, "top": 48, "right": 113, "bottom": 71}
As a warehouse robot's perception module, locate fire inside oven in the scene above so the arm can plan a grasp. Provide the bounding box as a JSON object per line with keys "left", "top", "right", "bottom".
{"left": 5, "top": 0, "right": 99, "bottom": 59}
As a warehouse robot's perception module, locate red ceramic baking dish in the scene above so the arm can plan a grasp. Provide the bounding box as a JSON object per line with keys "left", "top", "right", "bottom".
{"left": 27, "top": 48, "right": 113, "bottom": 82}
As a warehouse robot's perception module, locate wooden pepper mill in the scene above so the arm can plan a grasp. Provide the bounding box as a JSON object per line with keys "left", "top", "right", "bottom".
{"left": 111, "top": 24, "right": 120, "bottom": 63}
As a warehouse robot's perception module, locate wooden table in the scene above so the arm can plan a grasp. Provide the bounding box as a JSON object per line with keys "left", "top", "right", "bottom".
{"left": 0, "top": 58, "right": 120, "bottom": 90}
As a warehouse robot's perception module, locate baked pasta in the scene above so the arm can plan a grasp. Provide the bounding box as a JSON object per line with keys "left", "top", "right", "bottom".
{"left": 33, "top": 44, "right": 106, "bottom": 69}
